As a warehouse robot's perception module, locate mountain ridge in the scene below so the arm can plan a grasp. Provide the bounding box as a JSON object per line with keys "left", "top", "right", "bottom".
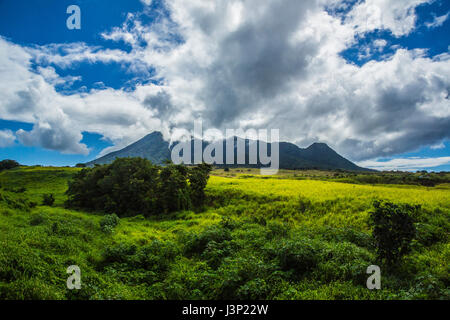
{"left": 86, "top": 131, "right": 371, "bottom": 172}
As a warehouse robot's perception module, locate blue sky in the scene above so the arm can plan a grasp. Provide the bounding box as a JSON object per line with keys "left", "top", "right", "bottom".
{"left": 0, "top": 0, "right": 449, "bottom": 170}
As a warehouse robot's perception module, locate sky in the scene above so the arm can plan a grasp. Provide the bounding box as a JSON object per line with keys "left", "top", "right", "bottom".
{"left": 0, "top": 0, "right": 449, "bottom": 171}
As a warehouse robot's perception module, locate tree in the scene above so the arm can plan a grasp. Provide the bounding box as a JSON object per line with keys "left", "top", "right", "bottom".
{"left": 189, "top": 163, "right": 212, "bottom": 207}
{"left": 65, "top": 158, "right": 211, "bottom": 217}
{"left": 158, "top": 163, "right": 191, "bottom": 213}
{"left": 0, "top": 159, "right": 19, "bottom": 171}
{"left": 369, "top": 201, "right": 416, "bottom": 266}
{"left": 66, "top": 157, "right": 159, "bottom": 216}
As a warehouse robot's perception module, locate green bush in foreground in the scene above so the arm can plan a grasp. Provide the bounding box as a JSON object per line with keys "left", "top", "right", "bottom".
{"left": 65, "top": 158, "right": 211, "bottom": 217}
{"left": 369, "top": 201, "right": 416, "bottom": 266}
{"left": 99, "top": 214, "right": 120, "bottom": 234}
{"left": 42, "top": 193, "right": 55, "bottom": 206}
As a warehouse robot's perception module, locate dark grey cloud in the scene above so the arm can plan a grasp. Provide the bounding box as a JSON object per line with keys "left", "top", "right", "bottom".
{"left": 144, "top": 91, "right": 172, "bottom": 117}
{"left": 200, "top": 0, "right": 318, "bottom": 128}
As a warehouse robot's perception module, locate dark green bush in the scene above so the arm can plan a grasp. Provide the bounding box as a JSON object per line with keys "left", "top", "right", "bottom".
{"left": 184, "top": 224, "right": 233, "bottom": 256}
{"left": 42, "top": 193, "right": 55, "bottom": 206}
{"left": 214, "top": 255, "right": 278, "bottom": 299}
{"left": 99, "top": 214, "right": 120, "bottom": 233}
{"left": 315, "top": 242, "right": 373, "bottom": 283}
{"left": 101, "top": 243, "right": 137, "bottom": 265}
{"left": 269, "top": 237, "right": 325, "bottom": 277}
{"left": 159, "top": 163, "right": 191, "bottom": 213}
{"left": 100, "top": 240, "right": 180, "bottom": 285}
{"left": 30, "top": 213, "right": 46, "bottom": 226}
{"left": 415, "top": 223, "right": 447, "bottom": 246}
{"left": 189, "top": 163, "right": 212, "bottom": 207}
{"left": 5, "top": 187, "right": 27, "bottom": 193}
{"left": 0, "top": 159, "right": 19, "bottom": 172}
{"left": 66, "top": 158, "right": 211, "bottom": 216}
{"left": 369, "top": 201, "right": 416, "bottom": 265}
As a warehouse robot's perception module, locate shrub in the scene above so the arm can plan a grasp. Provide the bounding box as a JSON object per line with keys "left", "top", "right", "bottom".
{"left": 269, "top": 237, "right": 325, "bottom": 276}
{"left": 402, "top": 274, "right": 450, "bottom": 300}
{"left": 28, "top": 201, "right": 37, "bottom": 208}
{"left": 30, "top": 214, "right": 46, "bottom": 226}
{"left": 315, "top": 242, "right": 373, "bottom": 283}
{"left": 184, "top": 224, "right": 233, "bottom": 256}
{"left": 266, "top": 221, "right": 290, "bottom": 239}
{"left": 214, "top": 255, "right": 278, "bottom": 299}
{"left": 100, "top": 240, "right": 180, "bottom": 285}
{"left": 415, "top": 223, "right": 447, "bottom": 246}
{"left": 42, "top": 193, "right": 55, "bottom": 206}
{"left": 101, "top": 243, "right": 137, "bottom": 265}
{"left": 99, "top": 214, "right": 120, "bottom": 234}
{"left": 5, "top": 187, "right": 27, "bottom": 193}
{"left": 368, "top": 201, "right": 416, "bottom": 266}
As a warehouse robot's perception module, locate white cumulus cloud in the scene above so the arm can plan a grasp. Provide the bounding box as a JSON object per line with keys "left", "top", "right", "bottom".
{"left": 0, "top": 129, "right": 16, "bottom": 147}
{"left": 0, "top": 0, "right": 449, "bottom": 163}
{"left": 357, "top": 157, "right": 450, "bottom": 171}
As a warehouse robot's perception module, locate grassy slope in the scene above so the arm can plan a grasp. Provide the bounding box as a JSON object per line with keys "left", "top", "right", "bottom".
{"left": 0, "top": 166, "right": 448, "bottom": 299}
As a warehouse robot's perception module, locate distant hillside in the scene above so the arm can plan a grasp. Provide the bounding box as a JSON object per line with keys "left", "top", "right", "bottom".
{"left": 86, "top": 132, "right": 170, "bottom": 167}
{"left": 86, "top": 131, "right": 371, "bottom": 171}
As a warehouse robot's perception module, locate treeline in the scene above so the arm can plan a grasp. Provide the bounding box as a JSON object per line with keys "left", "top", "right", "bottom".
{"left": 65, "top": 158, "right": 212, "bottom": 216}
{"left": 332, "top": 171, "right": 450, "bottom": 187}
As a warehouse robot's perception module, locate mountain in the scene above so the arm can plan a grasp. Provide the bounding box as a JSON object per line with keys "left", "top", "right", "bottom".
{"left": 86, "top": 131, "right": 370, "bottom": 171}
{"left": 86, "top": 132, "right": 170, "bottom": 167}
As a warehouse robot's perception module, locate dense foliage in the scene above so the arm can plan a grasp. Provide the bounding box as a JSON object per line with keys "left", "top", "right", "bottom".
{"left": 65, "top": 158, "right": 212, "bottom": 216}
{"left": 369, "top": 201, "right": 416, "bottom": 266}
{"left": 42, "top": 193, "right": 55, "bottom": 206}
{"left": 0, "top": 166, "right": 448, "bottom": 300}
{"left": 0, "top": 160, "right": 19, "bottom": 172}
{"left": 99, "top": 214, "right": 120, "bottom": 234}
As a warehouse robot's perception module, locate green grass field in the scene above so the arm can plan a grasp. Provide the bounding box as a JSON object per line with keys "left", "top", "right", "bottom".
{"left": 0, "top": 166, "right": 448, "bottom": 299}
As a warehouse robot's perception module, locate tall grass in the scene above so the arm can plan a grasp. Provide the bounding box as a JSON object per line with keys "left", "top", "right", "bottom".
{"left": 0, "top": 167, "right": 448, "bottom": 300}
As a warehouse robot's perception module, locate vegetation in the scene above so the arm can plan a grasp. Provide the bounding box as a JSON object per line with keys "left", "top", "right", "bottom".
{"left": 42, "top": 193, "right": 55, "bottom": 206}
{"left": 99, "top": 214, "right": 120, "bottom": 234}
{"left": 0, "top": 159, "right": 19, "bottom": 172}
{"left": 0, "top": 162, "right": 448, "bottom": 300}
{"left": 369, "top": 201, "right": 416, "bottom": 266}
{"left": 213, "top": 167, "right": 450, "bottom": 187}
{"left": 65, "top": 158, "right": 211, "bottom": 216}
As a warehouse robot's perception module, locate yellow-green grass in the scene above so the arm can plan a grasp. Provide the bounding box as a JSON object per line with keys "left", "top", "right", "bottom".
{"left": 208, "top": 176, "right": 450, "bottom": 208}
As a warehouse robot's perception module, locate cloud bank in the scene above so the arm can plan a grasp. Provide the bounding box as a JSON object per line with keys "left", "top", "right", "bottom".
{"left": 357, "top": 156, "right": 450, "bottom": 171}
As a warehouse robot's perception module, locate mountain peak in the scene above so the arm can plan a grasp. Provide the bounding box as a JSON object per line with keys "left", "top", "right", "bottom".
{"left": 143, "top": 131, "right": 163, "bottom": 139}
{"left": 306, "top": 142, "right": 332, "bottom": 150}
